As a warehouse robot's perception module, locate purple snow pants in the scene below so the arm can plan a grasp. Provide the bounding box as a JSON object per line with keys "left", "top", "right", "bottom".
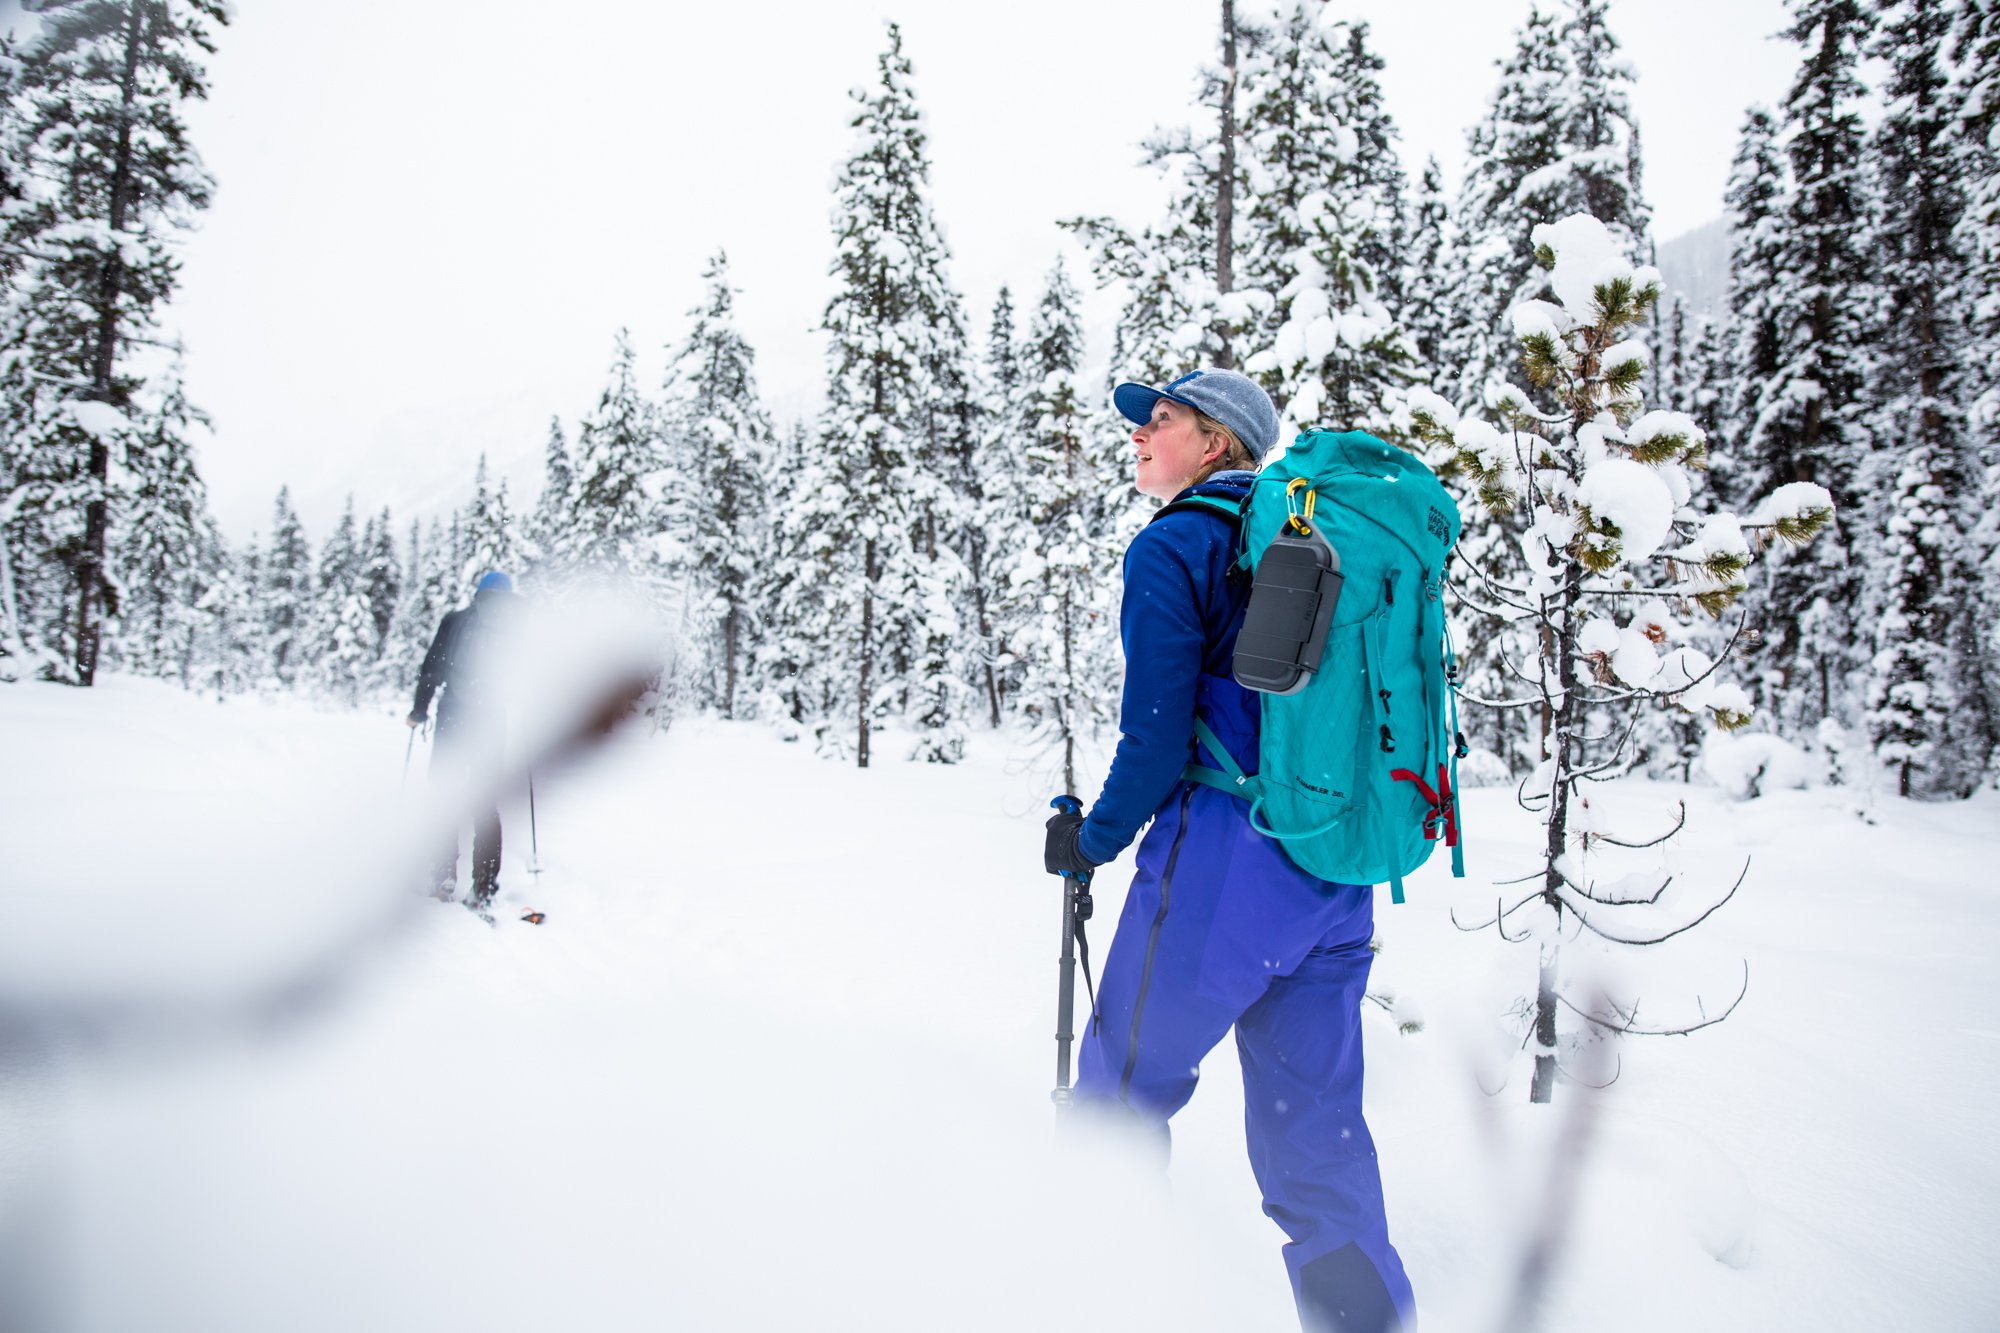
{"left": 1075, "top": 681, "right": 1415, "bottom": 1333}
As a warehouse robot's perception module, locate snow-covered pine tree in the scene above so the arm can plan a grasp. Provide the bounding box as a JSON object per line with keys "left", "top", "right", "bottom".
{"left": 0, "top": 388, "right": 52, "bottom": 680}
{"left": 383, "top": 517, "right": 452, "bottom": 708}
{"left": 1445, "top": 6, "right": 1571, "bottom": 413}
{"left": 358, "top": 507, "right": 401, "bottom": 695}
{"left": 1561, "top": 0, "right": 1649, "bottom": 240}
{"left": 1000, "top": 260, "right": 1117, "bottom": 794}
{"left": 562, "top": 331, "right": 667, "bottom": 601}
{"left": 1854, "top": 0, "right": 1991, "bottom": 796}
{"left": 1400, "top": 158, "right": 1454, "bottom": 388}
{"left": 0, "top": 371, "right": 124, "bottom": 682}
{"left": 457, "top": 454, "right": 523, "bottom": 596}
{"left": 1947, "top": 0, "right": 2000, "bottom": 773}
{"left": 1661, "top": 297, "right": 1688, "bottom": 414}
{"left": 658, "top": 250, "right": 774, "bottom": 719}
{"left": 0, "top": 30, "right": 22, "bottom": 281}
{"left": 0, "top": 36, "right": 65, "bottom": 683}
{"left": 110, "top": 355, "right": 212, "bottom": 681}
{"left": 1715, "top": 107, "right": 1788, "bottom": 524}
{"left": 3, "top": 0, "right": 229, "bottom": 685}
{"left": 1432, "top": 1, "right": 1650, "bottom": 778}
{"left": 525, "top": 416, "right": 574, "bottom": 587}
{"left": 1445, "top": 0, "right": 1649, "bottom": 413}
{"left": 916, "top": 282, "right": 982, "bottom": 760}
{"left": 752, "top": 418, "right": 818, "bottom": 732}
{"left": 1067, "top": 2, "right": 1253, "bottom": 382}
{"left": 1731, "top": 0, "right": 1875, "bottom": 742}
{"left": 1682, "top": 313, "right": 1731, "bottom": 446}
{"left": 312, "top": 497, "right": 359, "bottom": 617}
{"left": 1410, "top": 213, "right": 1831, "bottom": 1103}
{"left": 261, "top": 487, "right": 312, "bottom": 690}
{"left": 1235, "top": 5, "right": 1412, "bottom": 441}
{"left": 968, "top": 284, "right": 1028, "bottom": 726}
{"left": 785, "top": 22, "right": 970, "bottom": 766}
{"left": 203, "top": 533, "right": 261, "bottom": 697}
{"left": 308, "top": 495, "right": 375, "bottom": 704}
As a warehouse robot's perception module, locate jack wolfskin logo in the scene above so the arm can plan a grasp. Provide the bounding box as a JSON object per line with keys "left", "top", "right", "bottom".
{"left": 1426, "top": 505, "right": 1450, "bottom": 545}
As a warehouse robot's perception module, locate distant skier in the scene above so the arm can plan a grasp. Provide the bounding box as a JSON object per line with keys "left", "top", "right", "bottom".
{"left": 408, "top": 570, "right": 518, "bottom": 911}
{"left": 1043, "top": 370, "right": 1413, "bottom": 1333}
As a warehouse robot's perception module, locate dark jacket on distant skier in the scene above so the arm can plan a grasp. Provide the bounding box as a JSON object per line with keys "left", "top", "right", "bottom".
{"left": 410, "top": 582, "right": 514, "bottom": 738}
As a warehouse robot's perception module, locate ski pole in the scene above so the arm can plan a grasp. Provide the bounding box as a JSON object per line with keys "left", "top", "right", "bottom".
{"left": 527, "top": 771, "right": 542, "bottom": 877}
{"left": 401, "top": 726, "right": 416, "bottom": 789}
{"left": 1050, "top": 794, "right": 1095, "bottom": 1109}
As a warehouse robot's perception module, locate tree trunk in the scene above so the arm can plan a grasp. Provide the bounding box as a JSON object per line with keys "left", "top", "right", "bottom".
{"left": 1059, "top": 413, "right": 1079, "bottom": 794}
{"left": 74, "top": 0, "right": 151, "bottom": 687}
{"left": 1530, "top": 589, "right": 1579, "bottom": 1105}
{"left": 1212, "top": 0, "right": 1238, "bottom": 369}
{"left": 1531, "top": 394, "right": 1591, "bottom": 1104}
{"left": 856, "top": 540, "right": 877, "bottom": 769}
{"left": 969, "top": 545, "right": 1002, "bottom": 727}
{"left": 722, "top": 600, "right": 739, "bottom": 720}
{"left": 1060, "top": 583, "right": 1077, "bottom": 797}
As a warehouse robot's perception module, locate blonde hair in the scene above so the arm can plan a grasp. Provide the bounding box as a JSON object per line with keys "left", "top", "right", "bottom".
{"left": 1189, "top": 408, "right": 1258, "bottom": 484}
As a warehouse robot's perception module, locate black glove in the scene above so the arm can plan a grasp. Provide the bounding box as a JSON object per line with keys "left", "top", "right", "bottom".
{"left": 1044, "top": 809, "right": 1098, "bottom": 878}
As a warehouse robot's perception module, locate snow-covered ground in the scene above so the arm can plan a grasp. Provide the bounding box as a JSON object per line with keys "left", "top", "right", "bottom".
{"left": 2, "top": 676, "right": 1996, "bottom": 1331}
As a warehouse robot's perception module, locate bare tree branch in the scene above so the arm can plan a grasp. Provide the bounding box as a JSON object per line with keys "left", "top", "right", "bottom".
{"left": 1587, "top": 801, "right": 1687, "bottom": 849}
{"left": 1498, "top": 907, "right": 1537, "bottom": 944}
{"left": 1568, "top": 874, "right": 1672, "bottom": 907}
{"left": 1453, "top": 687, "right": 1546, "bottom": 711}
{"left": 1453, "top": 888, "right": 1547, "bottom": 932}
{"left": 1555, "top": 961, "right": 1750, "bottom": 1037}
{"left": 1572, "top": 706, "right": 1646, "bottom": 777}
{"left": 1450, "top": 572, "right": 1538, "bottom": 619}
{"left": 1515, "top": 768, "right": 1552, "bottom": 814}
{"left": 1556, "top": 857, "right": 1749, "bottom": 946}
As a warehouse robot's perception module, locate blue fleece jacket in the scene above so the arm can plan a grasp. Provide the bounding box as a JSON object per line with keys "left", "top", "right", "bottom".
{"left": 1078, "top": 471, "right": 1256, "bottom": 865}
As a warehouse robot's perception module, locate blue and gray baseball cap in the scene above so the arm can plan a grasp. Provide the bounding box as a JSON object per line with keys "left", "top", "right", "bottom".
{"left": 1113, "top": 368, "right": 1280, "bottom": 461}
{"left": 476, "top": 570, "right": 513, "bottom": 592}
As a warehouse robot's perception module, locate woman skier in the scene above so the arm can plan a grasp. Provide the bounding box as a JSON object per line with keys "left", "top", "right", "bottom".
{"left": 1042, "top": 369, "right": 1414, "bottom": 1333}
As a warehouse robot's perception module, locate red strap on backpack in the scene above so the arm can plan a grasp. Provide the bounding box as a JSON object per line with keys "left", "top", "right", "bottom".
{"left": 1389, "top": 763, "right": 1459, "bottom": 848}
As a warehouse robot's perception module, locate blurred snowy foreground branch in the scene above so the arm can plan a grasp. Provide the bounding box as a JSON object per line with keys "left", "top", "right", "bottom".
{"left": 0, "top": 586, "right": 668, "bottom": 1043}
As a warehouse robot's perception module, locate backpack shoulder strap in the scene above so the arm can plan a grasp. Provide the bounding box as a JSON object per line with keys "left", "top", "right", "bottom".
{"left": 1150, "top": 494, "right": 1250, "bottom": 578}
{"left": 1150, "top": 493, "right": 1243, "bottom": 527}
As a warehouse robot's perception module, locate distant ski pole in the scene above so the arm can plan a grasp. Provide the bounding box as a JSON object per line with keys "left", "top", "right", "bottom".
{"left": 1050, "top": 794, "right": 1095, "bottom": 1109}
{"left": 527, "top": 771, "right": 542, "bottom": 877}
{"left": 401, "top": 726, "right": 416, "bottom": 790}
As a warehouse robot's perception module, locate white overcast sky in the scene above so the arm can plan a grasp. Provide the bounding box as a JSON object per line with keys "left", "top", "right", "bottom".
{"left": 134, "top": 0, "right": 1797, "bottom": 542}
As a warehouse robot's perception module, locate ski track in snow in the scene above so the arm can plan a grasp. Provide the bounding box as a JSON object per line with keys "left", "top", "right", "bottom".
{"left": 1, "top": 676, "right": 1997, "bottom": 1331}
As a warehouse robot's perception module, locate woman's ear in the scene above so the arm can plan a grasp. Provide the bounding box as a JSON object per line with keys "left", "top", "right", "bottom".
{"left": 1202, "top": 432, "right": 1230, "bottom": 466}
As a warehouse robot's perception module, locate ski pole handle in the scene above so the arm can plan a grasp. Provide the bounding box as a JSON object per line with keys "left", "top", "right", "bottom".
{"left": 1048, "top": 794, "right": 1091, "bottom": 887}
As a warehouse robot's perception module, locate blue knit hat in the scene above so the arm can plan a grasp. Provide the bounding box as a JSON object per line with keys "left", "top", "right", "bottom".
{"left": 477, "top": 571, "right": 513, "bottom": 592}
{"left": 1113, "top": 368, "right": 1280, "bottom": 461}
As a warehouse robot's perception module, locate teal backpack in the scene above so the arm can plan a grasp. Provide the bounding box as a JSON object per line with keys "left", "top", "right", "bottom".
{"left": 1181, "top": 430, "right": 1466, "bottom": 903}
